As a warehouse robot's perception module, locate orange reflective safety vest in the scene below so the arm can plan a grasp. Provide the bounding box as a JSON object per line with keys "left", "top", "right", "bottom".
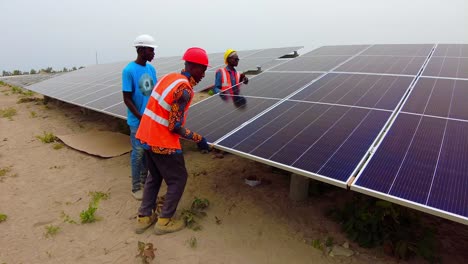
{"left": 136, "top": 73, "right": 193, "bottom": 150}
{"left": 217, "top": 67, "right": 240, "bottom": 95}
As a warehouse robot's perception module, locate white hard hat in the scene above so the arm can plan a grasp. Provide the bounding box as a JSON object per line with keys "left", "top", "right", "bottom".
{"left": 133, "top": 34, "right": 158, "bottom": 49}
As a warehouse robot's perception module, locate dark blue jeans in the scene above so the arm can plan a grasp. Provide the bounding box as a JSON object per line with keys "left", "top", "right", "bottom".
{"left": 130, "top": 126, "right": 148, "bottom": 192}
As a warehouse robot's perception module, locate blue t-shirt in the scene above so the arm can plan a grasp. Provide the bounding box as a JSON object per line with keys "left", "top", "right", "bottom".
{"left": 122, "top": 61, "right": 157, "bottom": 127}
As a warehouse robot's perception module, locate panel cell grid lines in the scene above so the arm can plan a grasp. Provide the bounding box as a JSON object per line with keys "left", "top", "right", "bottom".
{"left": 422, "top": 44, "right": 468, "bottom": 79}
{"left": 269, "top": 45, "right": 369, "bottom": 72}
{"left": 215, "top": 70, "right": 412, "bottom": 186}
{"left": 335, "top": 44, "right": 434, "bottom": 76}
{"left": 352, "top": 78, "right": 468, "bottom": 224}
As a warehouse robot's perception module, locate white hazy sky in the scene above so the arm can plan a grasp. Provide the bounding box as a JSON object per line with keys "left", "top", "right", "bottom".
{"left": 1, "top": 0, "right": 467, "bottom": 72}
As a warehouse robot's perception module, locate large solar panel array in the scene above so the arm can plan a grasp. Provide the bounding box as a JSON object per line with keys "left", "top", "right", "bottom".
{"left": 187, "top": 44, "right": 468, "bottom": 224}
{"left": 187, "top": 44, "right": 426, "bottom": 186}
{"left": 23, "top": 43, "right": 468, "bottom": 224}
{"left": 25, "top": 47, "right": 302, "bottom": 119}
{"left": 352, "top": 44, "right": 468, "bottom": 224}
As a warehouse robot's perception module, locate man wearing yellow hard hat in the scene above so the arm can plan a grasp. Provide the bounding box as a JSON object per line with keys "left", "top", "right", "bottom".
{"left": 212, "top": 49, "right": 249, "bottom": 105}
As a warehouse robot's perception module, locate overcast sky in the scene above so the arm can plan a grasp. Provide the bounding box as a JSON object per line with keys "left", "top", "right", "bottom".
{"left": 1, "top": 0, "right": 467, "bottom": 72}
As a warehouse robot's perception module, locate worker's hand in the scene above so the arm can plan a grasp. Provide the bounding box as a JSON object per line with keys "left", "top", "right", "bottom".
{"left": 240, "top": 74, "right": 249, "bottom": 85}
{"left": 197, "top": 137, "right": 211, "bottom": 154}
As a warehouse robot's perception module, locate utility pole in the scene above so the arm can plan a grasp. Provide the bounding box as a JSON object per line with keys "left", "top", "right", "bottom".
{"left": 95, "top": 51, "right": 98, "bottom": 65}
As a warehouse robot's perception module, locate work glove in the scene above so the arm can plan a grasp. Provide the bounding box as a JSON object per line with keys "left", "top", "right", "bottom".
{"left": 197, "top": 137, "right": 211, "bottom": 154}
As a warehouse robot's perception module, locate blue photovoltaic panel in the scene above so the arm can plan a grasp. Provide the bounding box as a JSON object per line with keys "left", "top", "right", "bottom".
{"left": 218, "top": 101, "right": 391, "bottom": 185}
{"left": 353, "top": 78, "right": 468, "bottom": 224}
{"left": 335, "top": 44, "right": 434, "bottom": 75}
{"left": 185, "top": 96, "right": 279, "bottom": 143}
{"left": 335, "top": 55, "right": 427, "bottom": 75}
{"left": 290, "top": 73, "right": 413, "bottom": 110}
{"left": 270, "top": 55, "right": 351, "bottom": 72}
{"left": 360, "top": 44, "right": 434, "bottom": 56}
{"left": 422, "top": 44, "right": 468, "bottom": 79}
{"left": 240, "top": 72, "right": 322, "bottom": 99}
{"left": 304, "top": 45, "right": 369, "bottom": 56}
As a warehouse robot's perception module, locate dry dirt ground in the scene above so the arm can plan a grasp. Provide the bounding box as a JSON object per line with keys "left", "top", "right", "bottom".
{"left": 0, "top": 85, "right": 467, "bottom": 264}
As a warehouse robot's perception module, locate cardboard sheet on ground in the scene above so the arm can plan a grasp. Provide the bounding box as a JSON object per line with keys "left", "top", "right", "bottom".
{"left": 57, "top": 131, "right": 131, "bottom": 158}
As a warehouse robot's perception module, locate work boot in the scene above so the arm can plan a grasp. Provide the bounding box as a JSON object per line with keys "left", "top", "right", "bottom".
{"left": 132, "top": 190, "right": 143, "bottom": 201}
{"left": 135, "top": 213, "right": 157, "bottom": 234}
{"left": 153, "top": 217, "right": 186, "bottom": 235}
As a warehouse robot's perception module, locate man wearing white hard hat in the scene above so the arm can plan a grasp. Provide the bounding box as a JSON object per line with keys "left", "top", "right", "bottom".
{"left": 122, "top": 34, "right": 158, "bottom": 200}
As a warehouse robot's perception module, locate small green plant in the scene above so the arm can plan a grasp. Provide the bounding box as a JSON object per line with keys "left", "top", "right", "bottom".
{"left": 17, "top": 96, "right": 41, "bottom": 104}
{"left": 80, "top": 206, "right": 98, "bottom": 223}
{"left": 187, "top": 237, "right": 197, "bottom": 249}
{"left": 30, "top": 111, "right": 37, "bottom": 118}
{"left": 136, "top": 241, "right": 156, "bottom": 264}
{"left": 52, "top": 143, "right": 64, "bottom": 150}
{"left": 89, "top": 191, "right": 110, "bottom": 206}
{"left": 0, "top": 107, "right": 17, "bottom": 120}
{"left": 44, "top": 225, "right": 60, "bottom": 238}
{"left": 327, "top": 195, "right": 440, "bottom": 262}
{"left": 60, "top": 211, "right": 77, "bottom": 224}
{"left": 79, "top": 191, "right": 110, "bottom": 224}
{"left": 181, "top": 197, "right": 210, "bottom": 231}
{"left": 311, "top": 239, "right": 323, "bottom": 250}
{"left": 0, "top": 213, "right": 7, "bottom": 222}
{"left": 191, "top": 197, "right": 210, "bottom": 211}
{"left": 36, "top": 131, "right": 57, "bottom": 143}
{"left": 10, "top": 85, "right": 23, "bottom": 94}
{"left": 0, "top": 166, "right": 11, "bottom": 177}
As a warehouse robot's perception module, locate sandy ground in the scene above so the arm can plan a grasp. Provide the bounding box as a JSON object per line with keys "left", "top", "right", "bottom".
{"left": 0, "top": 84, "right": 467, "bottom": 264}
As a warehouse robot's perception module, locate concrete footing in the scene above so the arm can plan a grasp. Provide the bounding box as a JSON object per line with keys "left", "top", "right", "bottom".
{"left": 289, "top": 173, "right": 309, "bottom": 201}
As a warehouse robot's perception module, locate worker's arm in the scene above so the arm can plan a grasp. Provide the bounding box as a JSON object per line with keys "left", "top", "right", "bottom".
{"left": 123, "top": 92, "right": 141, "bottom": 120}
{"left": 122, "top": 68, "right": 142, "bottom": 119}
{"left": 168, "top": 85, "right": 204, "bottom": 141}
{"left": 212, "top": 70, "right": 222, "bottom": 94}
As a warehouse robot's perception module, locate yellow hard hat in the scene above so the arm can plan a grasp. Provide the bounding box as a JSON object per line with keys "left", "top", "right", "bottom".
{"left": 224, "top": 49, "right": 236, "bottom": 64}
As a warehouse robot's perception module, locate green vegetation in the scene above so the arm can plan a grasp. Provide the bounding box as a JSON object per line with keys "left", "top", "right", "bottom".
{"left": 60, "top": 211, "right": 77, "bottom": 224}
{"left": 137, "top": 241, "right": 156, "bottom": 264}
{"left": 79, "top": 206, "right": 98, "bottom": 223}
{"left": 0, "top": 213, "right": 7, "bottom": 222}
{"left": 0, "top": 107, "right": 17, "bottom": 120}
{"left": 30, "top": 111, "right": 37, "bottom": 118}
{"left": 44, "top": 225, "right": 61, "bottom": 238}
{"left": 187, "top": 237, "right": 197, "bottom": 249}
{"left": 0, "top": 166, "right": 11, "bottom": 177}
{"left": 328, "top": 195, "right": 439, "bottom": 262}
{"left": 79, "top": 191, "right": 110, "bottom": 224}
{"left": 36, "top": 131, "right": 57, "bottom": 143}
{"left": 181, "top": 197, "right": 210, "bottom": 231}
{"left": 52, "top": 143, "right": 64, "bottom": 150}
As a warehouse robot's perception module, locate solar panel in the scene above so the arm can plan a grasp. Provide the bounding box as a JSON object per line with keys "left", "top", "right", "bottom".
{"left": 422, "top": 44, "right": 468, "bottom": 79}
{"left": 352, "top": 70, "right": 468, "bottom": 223}
{"left": 218, "top": 102, "right": 391, "bottom": 186}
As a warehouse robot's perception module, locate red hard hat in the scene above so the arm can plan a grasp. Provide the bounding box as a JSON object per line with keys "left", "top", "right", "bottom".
{"left": 182, "top": 47, "right": 210, "bottom": 67}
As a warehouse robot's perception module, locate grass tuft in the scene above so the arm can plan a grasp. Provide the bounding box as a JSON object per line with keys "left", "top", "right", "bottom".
{"left": 36, "top": 131, "right": 57, "bottom": 143}
{"left": 0, "top": 107, "right": 17, "bottom": 120}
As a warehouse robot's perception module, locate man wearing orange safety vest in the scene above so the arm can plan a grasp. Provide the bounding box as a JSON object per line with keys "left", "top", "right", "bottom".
{"left": 134, "top": 47, "right": 211, "bottom": 235}
{"left": 212, "top": 49, "right": 249, "bottom": 106}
